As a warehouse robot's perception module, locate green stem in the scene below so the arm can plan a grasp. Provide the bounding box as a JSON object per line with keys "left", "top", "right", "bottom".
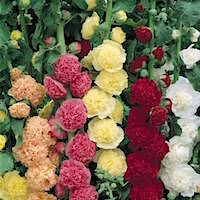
{"left": 107, "top": 183, "right": 114, "bottom": 200}
{"left": 173, "top": 19, "right": 182, "bottom": 83}
{"left": 148, "top": 0, "right": 156, "bottom": 80}
{"left": 105, "top": 0, "right": 113, "bottom": 39}
{"left": 68, "top": 131, "right": 74, "bottom": 142}
{"left": 19, "top": 9, "right": 29, "bottom": 46}
{"left": 123, "top": 19, "right": 147, "bottom": 29}
{"left": 57, "top": 21, "right": 66, "bottom": 54}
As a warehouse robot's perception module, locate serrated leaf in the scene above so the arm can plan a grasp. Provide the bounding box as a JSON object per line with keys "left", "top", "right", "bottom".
{"left": 11, "top": 119, "right": 25, "bottom": 147}
{"left": 0, "top": 22, "right": 10, "bottom": 48}
{"left": 113, "top": 0, "right": 136, "bottom": 13}
{"left": 72, "top": 0, "right": 88, "bottom": 10}
{"left": 0, "top": 152, "right": 14, "bottom": 175}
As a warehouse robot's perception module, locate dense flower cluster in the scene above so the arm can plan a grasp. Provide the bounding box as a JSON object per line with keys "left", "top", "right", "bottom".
{"left": 125, "top": 78, "right": 169, "bottom": 199}
{"left": 9, "top": 102, "right": 30, "bottom": 118}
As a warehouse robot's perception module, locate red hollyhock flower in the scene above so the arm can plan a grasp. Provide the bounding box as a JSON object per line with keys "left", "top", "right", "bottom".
{"left": 136, "top": 4, "right": 143, "bottom": 13}
{"left": 130, "top": 79, "right": 162, "bottom": 110}
{"left": 127, "top": 125, "right": 158, "bottom": 151}
{"left": 150, "top": 106, "right": 167, "bottom": 126}
{"left": 129, "top": 176, "right": 163, "bottom": 200}
{"left": 80, "top": 40, "right": 91, "bottom": 57}
{"left": 136, "top": 26, "right": 152, "bottom": 44}
{"left": 125, "top": 152, "right": 160, "bottom": 182}
{"left": 161, "top": 74, "right": 171, "bottom": 87}
{"left": 130, "top": 55, "right": 148, "bottom": 73}
{"left": 144, "top": 133, "right": 169, "bottom": 161}
{"left": 152, "top": 47, "right": 164, "bottom": 61}
{"left": 164, "top": 98, "right": 173, "bottom": 113}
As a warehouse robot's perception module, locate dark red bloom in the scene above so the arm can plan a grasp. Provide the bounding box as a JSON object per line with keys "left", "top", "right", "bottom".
{"left": 161, "top": 74, "right": 171, "bottom": 87}
{"left": 130, "top": 55, "right": 148, "bottom": 73}
{"left": 80, "top": 40, "right": 91, "bottom": 57}
{"left": 127, "top": 125, "right": 158, "bottom": 151}
{"left": 125, "top": 152, "right": 160, "bottom": 182}
{"left": 136, "top": 4, "right": 143, "bottom": 13}
{"left": 136, "top": 26, "right": 152, "bottom": 44}
{"left": 144, "top": 133, "right": 169, "bottom": 160}
{"left": 130, "top": 79, "right": 162, "bottom": 110}
{"left": 164, "top": 98, "right": 173, "bottom": 113}
{"left": 150, "top": 106, "right": 167, "bottom": 126}
{"left": 152, "top": 47, "right": 164, "bottom": 61}
{"left": 129, "top": 176, "right": 164, "bottom": 200}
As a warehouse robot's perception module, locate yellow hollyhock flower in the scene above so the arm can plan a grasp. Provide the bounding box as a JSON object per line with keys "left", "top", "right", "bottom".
{"left": 86, "top": 0, "right": 97, "bottom": 11}
{"left": 10, "top": 30, "right": 22, "bottom": 41}
{"left": 0, "top": 135, "right": 6, "bottom": 150}
{"left": 111, "top": 27, "right": 126, "bottom": 44}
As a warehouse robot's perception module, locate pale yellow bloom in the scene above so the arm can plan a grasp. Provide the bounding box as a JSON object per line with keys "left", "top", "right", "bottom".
{"left": 10, "top": 30, "right": 22, "bottom": 41}
{"left": 111, "top": 27, "right": 126, "bottom": 44}
{"left": 0, "top": 135, "right": 6, "bottom": 151}
{"left": 86, "top": 0, "right": 97, "bottom": 11}
{"left": 81, "top": 51, "right": 94, "bottom": 71}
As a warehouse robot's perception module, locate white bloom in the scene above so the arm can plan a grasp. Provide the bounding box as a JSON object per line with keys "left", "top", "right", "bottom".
{"left": 179, "top": 44, "right": 200, "bottom": 69}
{"left": 178, "top": 117, "right": 200, "bottom": 144}
{"left": 172, "top": 29, "right": 181, "bottom": 40}
{"left": 166, "top": 76, "right": 200, "bottom": 118}
{"left": 162, "top": 136, "right": 194, "bottom": 167}
{"left": 190, "top": 27, "right": 200, "bottom": 43}
{"left": 160, "top": 164, "right": 200, "bottom": 197}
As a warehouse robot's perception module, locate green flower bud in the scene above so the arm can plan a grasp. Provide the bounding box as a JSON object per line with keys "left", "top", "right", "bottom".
{"left": 167, "top": 192, "right": 177, "bottom": 200}
{"left": 19, "top": 0, "right": 31, "bottom": 8}
{"left": 114, "top": 10, "right": 127, "bottom": 23}
{"left": 140, "top": 69, "right": 149, "bottom": 78}
{"left": 62, "top": 10, "right": 71, "bottom": 21}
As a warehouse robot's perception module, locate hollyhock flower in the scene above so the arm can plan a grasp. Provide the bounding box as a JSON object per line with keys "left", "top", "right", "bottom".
{"left": 160, "top": 164, "right": 200, "bottom": 197}
{"left": 55, "top": 99, "right": 87, "bottom": 131}
{"left": 69, "top": 186, "right": 98, "bottom": 200}
{"left": 164, "top": 98, "right": 173, "bottom": 113}
{"left": 162, "top": 136, "right": 194, "bottom": 167}
{"left": 111, "top": 27, "right": 126, "bottom": 44}
{"left": 172, "top": 29, "right": 181, "bottom": 40}
{"left": 88, "top": 117, "right": 124, "bottom": 149}
{"left": 152, "top": 47, "right": 164, "bottom": 61}
{"left": 44, "top": 76, "right": 67, "bottom": 100}
{"left": 130, "top": 55, "right": 148, "bottom": 73}
{"left": 166, "top": 76, "right": 200, "bottom": 118}
{"left": 69, "top": 41, "right": 82, "bottom": 55}
{"left": 125, "top": 152, "right": 160, "bottom": 181}
{"left": 179, "top": 45, "right": 200, "bottom": 69}
{"left": 95, "top": 69, "right": 128, "bottom": 95}
{"left": 66, "top": 132, "right": 96, "bottom": 165}
{"left": 80, "top": 40, "right": 91, "bottom": 57}
{"left": 48, "top": 145, "right": 61, "bottom": 167}
{"left": 81, "top": 12, "right": 99, "bottom": 40}
{"left": 130, "top": 79, "right": 161, "bottom": 110}
{"left": 190, "top": 27, "right": 200, "bottom": 43}
{"left": 10, "top": 30, "right": 22, "bottom": 41}
{"left": 70, "top": 71, "right": 92, "bottom": 97}
{"left": 91, "top": 40, "right": 126, "bottom": 72}
{"left": 59, "top": 160, "right": 91, "bottom": 189}
{"left": 161, "top": 73, "right": 171, "bottom": 87}
{"left": 55, "top": 182, "right": 66, "bottom": 198}
{"left": 10, "top": 67, "right": 21, "bottom": 81}
{"left": 0, "top": 135, "right": 6, "bottom": 151}
{"left": 136, "top": 4, "right": 143, "bottom": 13}
{"left": 135, "top": 26, "right": 152, "bottom": 44}
{"left": 150, "top": 106, "right": 167, "bottom": 126}
{"left": 9, "top": 102, "right": 30, "bottom": 118}
{"left": 55, "top": 142, "right": 65, "bottom": 154}
{"left": 28, "top": 192, "right": 56, "bottom": 200}
{"left": 86, "top": 0, "right": 97, "bottom": 11}
{"left": 130, "top": 176, "right": 163, "bottom": 200}
{"left": 54, "top": 54, "right": 82, "bottom": 84}
{"left": 95, "top": 148, "right": 127, "bottom": 177}
{"left": 48, "top": 116, "right": 67, "bottom": 139}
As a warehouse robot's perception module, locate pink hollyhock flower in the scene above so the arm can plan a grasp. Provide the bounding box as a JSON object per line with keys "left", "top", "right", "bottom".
{"left": 59, "top": 160, "right": 91, "bottom": 189}
{"left": 70, "top": 72, "right": 92, "bottom": 97}
{"left": 54, "top": 54, "right": 82, "bottom": 84}
{"left": 69, "top": 186, "right": 98, "bottom": 200}
{"left": 55, "top": 99, "right": 87, "bottom": 131}
{"left": 55, "top": 142, "right": 65, "bottom": 154}
{"left": 48, "top": 116, "right": 68, "bottom": 139}
{"left": 55, "top": 182, "right": 66, "bottom": 198}
{"left": 66, "top": 131, "right": 96, "bottom": 165}
{"left": 44, "top": 76, "right": 67, "bottom": 100}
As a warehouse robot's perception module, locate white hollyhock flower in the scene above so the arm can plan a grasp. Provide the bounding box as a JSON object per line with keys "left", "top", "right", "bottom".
{"left": 160, "top": 164, "right": 200, "bottom": 197}
{"left": 190, "top": 28, "right": 200, "bottom": 43}
{"left": 162, "top": 136, "right": 194, "bottom": 167}
{"left": 166, "top": 76, "right": 200, "bottom": 118}
{"left": 172, "top": 29, "right": 181, "bottom": 40}
{"left": 179, "top": 44, "right": 200, "bottom": 69}
{"left": 178, "top": 117, "right": 200, "bottom": 144}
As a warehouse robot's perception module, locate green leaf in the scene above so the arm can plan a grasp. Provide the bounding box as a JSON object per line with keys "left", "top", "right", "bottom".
{"left": 0, "top": 0, "right": 12, "bottom": 15}
{"left": 0, "top": 22, "right": 10, "bottom": 47}
{"left": 31, "top": 0, "right": 46, "bottom": 17}
{"left": 11, "top": 119, "right": 25, "bottom": 147}
{"left": 113, "top": 0, "right": 136, "bottom": 13}
{"left": 72, "top": 0, "right": 88, "bottom": 10}
{"left": 0, "top": 152, "right": 14, "bottom": 175}
{"left": 32, "top": 21, "right": 43, "bottom": 49}
{"left": 0, "top": 101, "right": 10, "bottom": 134}
{"left": 39, "top": 100, "right": 54, "bottom": 119}
{"left": 46, "top": 50, "right": 60, "bottom": 65}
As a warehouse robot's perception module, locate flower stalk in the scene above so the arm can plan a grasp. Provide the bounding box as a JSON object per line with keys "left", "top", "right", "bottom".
{"left": 105, "top": 0, "right": 113, "bottom": 39}
{"left": 57, "top": 21, "right": 67, "bottom": 54}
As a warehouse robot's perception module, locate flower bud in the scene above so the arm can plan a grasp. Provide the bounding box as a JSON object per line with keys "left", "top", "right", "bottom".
{"left": 44, "top": 37, "right": 56, "bottom": 47}
{"left": 86, "top": 0, "right": 97, "bottom": 11}
{"left": 136, "top": 4, "right": 143, "bottom": 13}
{"left": 190, "top": 27, "right": 200, "bottom": 43}
{"left": 0, "top": 110, "right": 6, "bottom": 123}
{"left": 10, "top": 68, "right": 22, "bottom": 81}
{"left": 140, "top": 69, "right": 149, "bottom": 77}
{"left": 19, "top": 0, "right": 30, "bottom": 8}
{"left": 111, "top": 27, "right": 126, "bottom": 44}
{"left": 10, "top": 30, "right": 22, "bottom": 41}
{"left": 0, "top": 135, "right": 6, "bottom": 151}
{"left": 172, "top": 29, "right": 181, "bottom": 40}
{"left": 114, "top": 10, "right": 127, "bottom": 23}
{"left": 62, "top": 10, "right": 71, "bottom": 21}
{"left": 69, "top": 41, "right": 82, "bottom": 55}
{"left": 149, "top": 9, "right": 157, "bottom": 15}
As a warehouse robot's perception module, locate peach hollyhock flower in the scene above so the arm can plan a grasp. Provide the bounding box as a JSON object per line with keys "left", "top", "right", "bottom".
{"left": 26, "top": 158, "right": 58, "bottom": 191}
{"left": 8, "top": 75, "right": 45, "bottom": 107}
{"left": 27, "top": 192, "right": 56, "bottom": 200}
{"left": 10, "top": 68, "right": 22, "bottom": 81}
{"left": 48, "top": 145, "right": 61, "bottom": 167}
{"left": 9, "top": 102, "right": 30, "bottom": 118}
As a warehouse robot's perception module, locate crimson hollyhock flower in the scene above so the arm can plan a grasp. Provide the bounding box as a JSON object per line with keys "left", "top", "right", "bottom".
{"left": 129, "top": 176, "right": 164, "bottom": 200}
{"left": 130, "top": 55, "right": 148, "bottom": 73}
{"left": 164, "top": 98, "right": 173, "bottom": 113}
{"left": 125, "top": 152, "right": 160, "bottom": 182}
{"left": 150, "top": 106, "right": 167, "bottom": 126}
{"left": 152, "top": 47, "right": 164, "bottom": 61}
{"left": 161, "top": 74, "right": 171, "bottom": 87}
{"left": 136, "top": 26, "right": 152, "bottom": 44}
{"left": 80, "top": 40, "right": 91, "bottom": 57}
{"left": 136, "top": 4, "right": 143, "bottom": 13}
{"left": 130, "top": 79, "right": 162, "bottom": 110}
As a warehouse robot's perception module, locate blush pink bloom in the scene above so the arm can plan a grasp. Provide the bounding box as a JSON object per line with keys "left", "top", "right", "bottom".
{"left": 55, "top": 99, "right": 87, "bottom": 131}
{"left": 48, "top": 116, "right": 68, "bottom": 139}
{"left": 69, "top": 186, "right": 98, "bottom": 200}
{"left": 55, "top": 182, "right": 66, "bottom": 198}
{"left": 59, "top": 160, "right": 91, "bottom": 189}
{"left": 54, "top": 54, "right": 82, "bottom": 84}
{"left": 44, "top": 76, "right": 67, "bottom": 100}
{"left": 66, "top": 132, "right": 96, "bottom": 165}
{"left": 70, "top": 72, "right": 92, "bottom": 97}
